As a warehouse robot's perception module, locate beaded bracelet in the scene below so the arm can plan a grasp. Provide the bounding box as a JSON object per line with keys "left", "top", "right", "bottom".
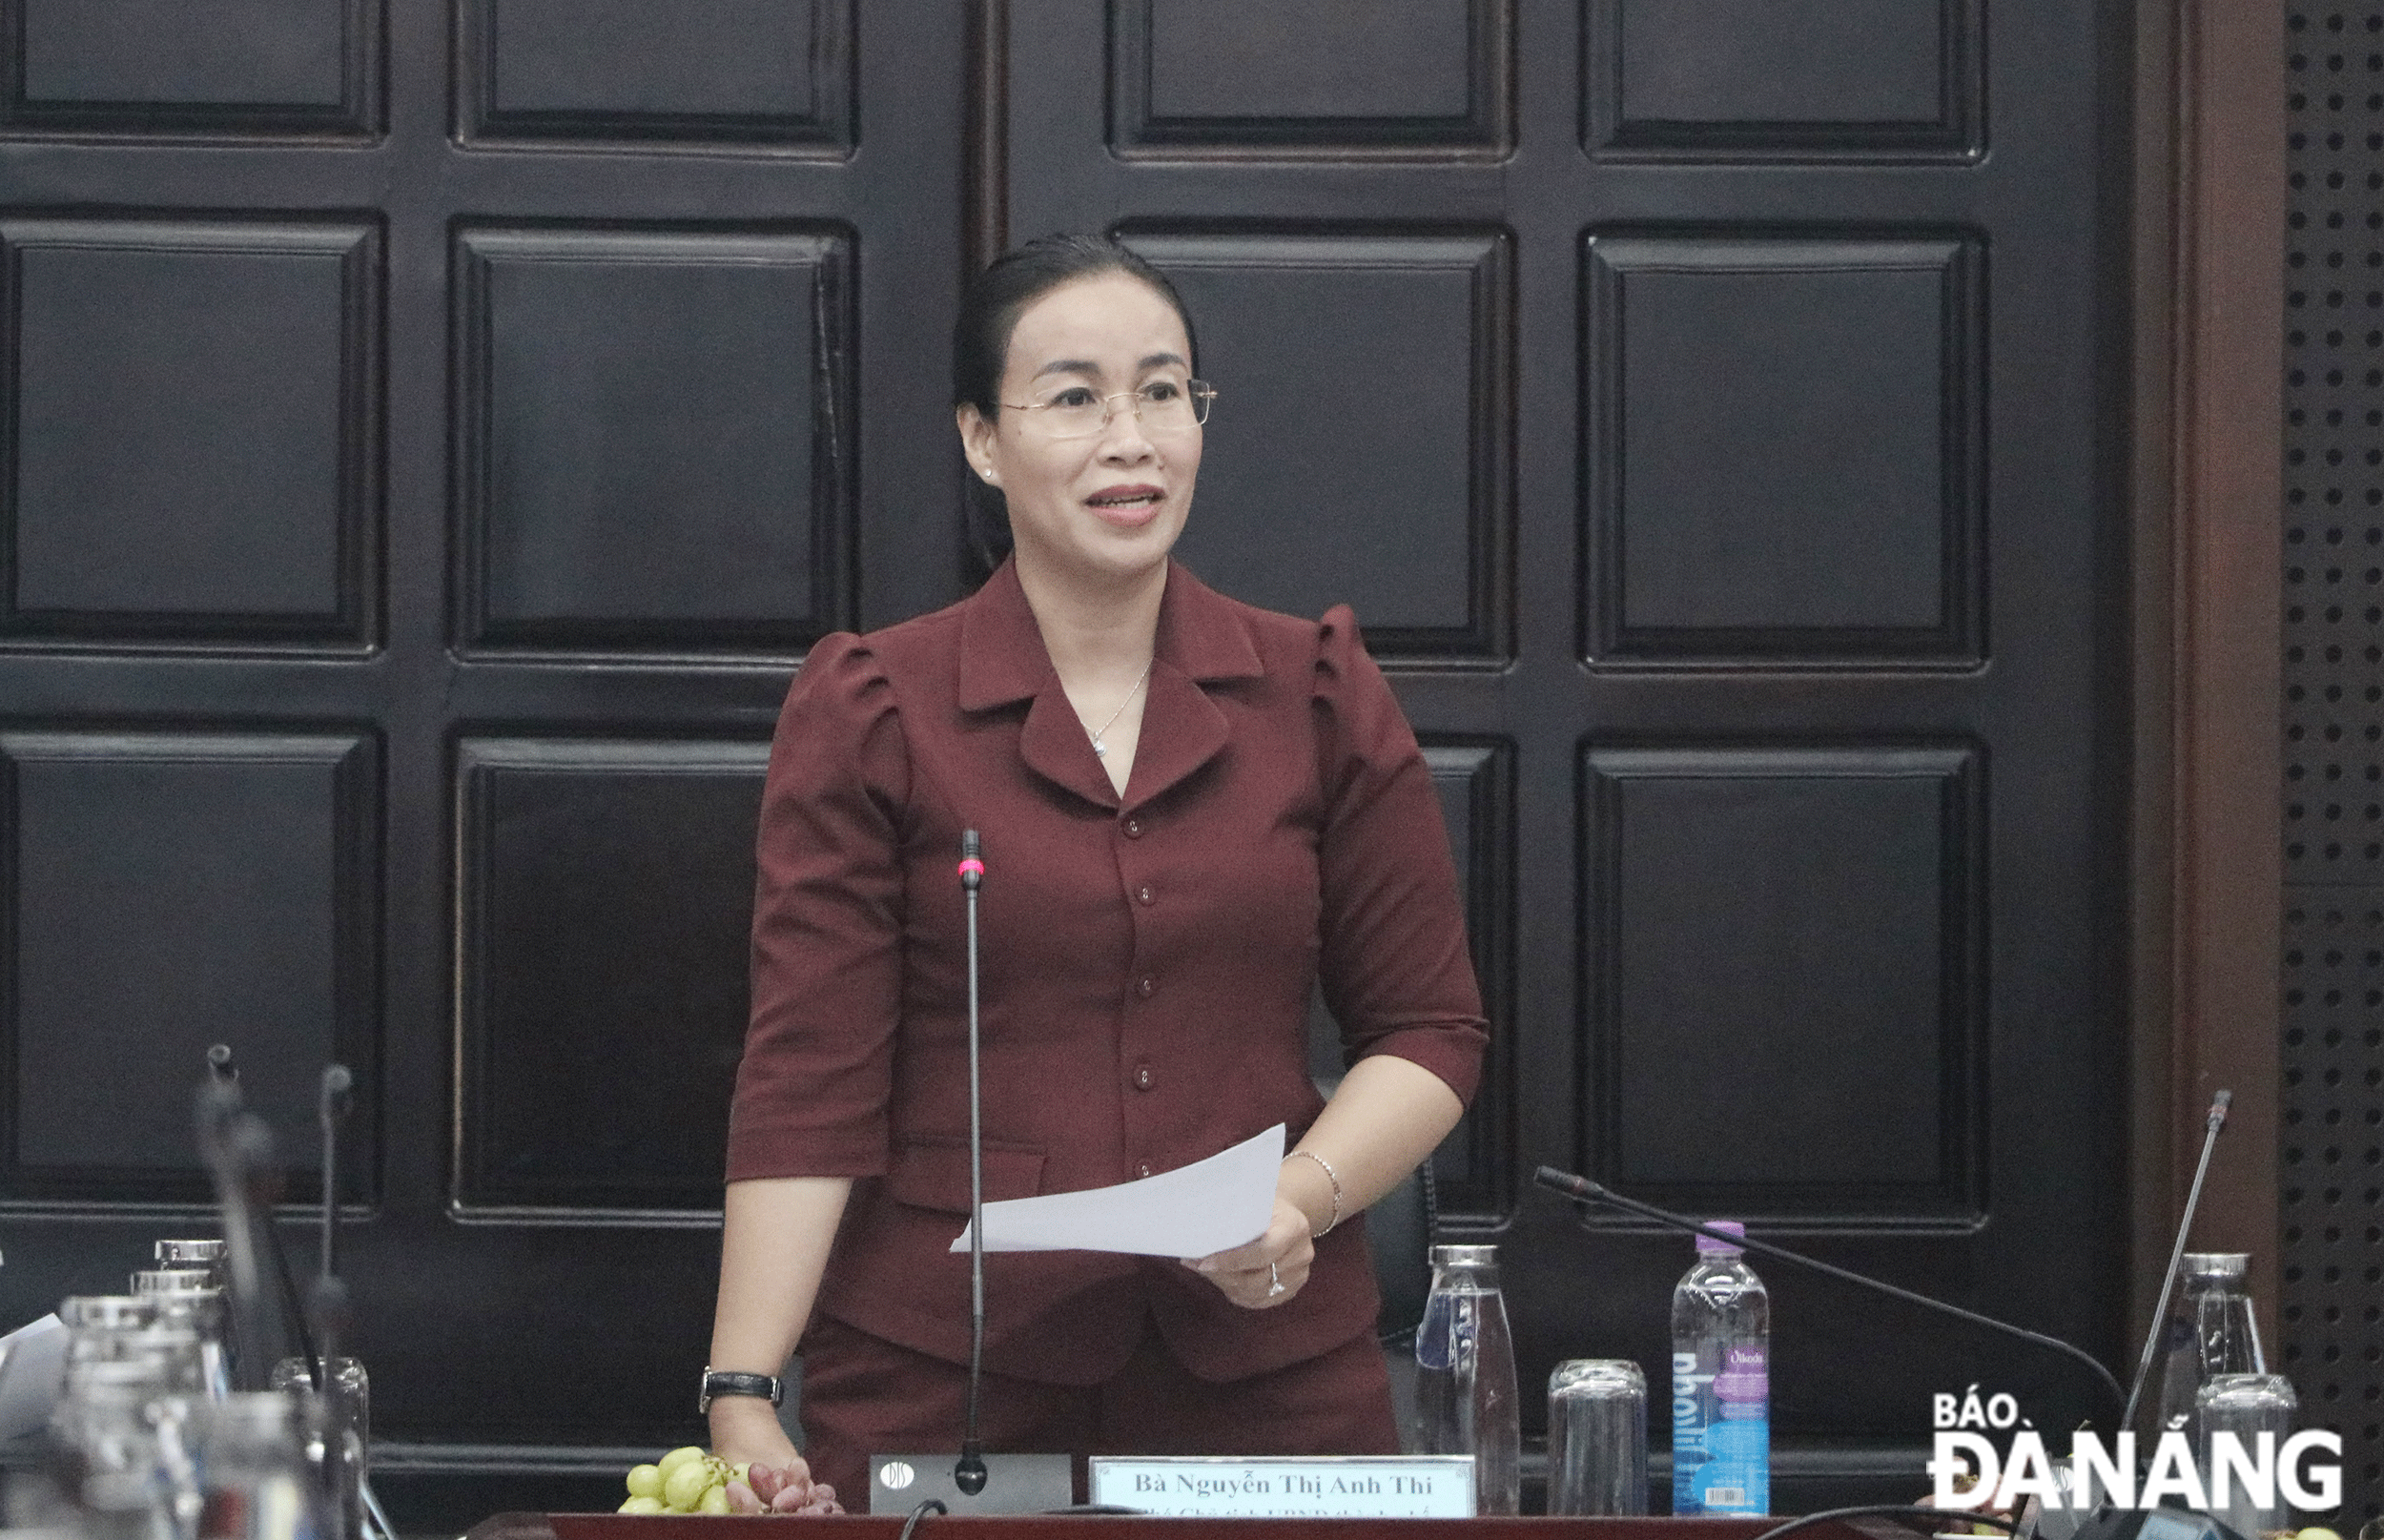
{"left": 1284, "top": 1148, "right": 1345, "bottom": 1237}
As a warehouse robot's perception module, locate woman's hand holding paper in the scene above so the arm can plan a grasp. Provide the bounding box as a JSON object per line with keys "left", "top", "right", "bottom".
{"left": 1183, "top": 1194, "right": 1314, "bottom": 1310}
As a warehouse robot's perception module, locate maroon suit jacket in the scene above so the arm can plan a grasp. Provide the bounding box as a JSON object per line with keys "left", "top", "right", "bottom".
{"left": 726, "top": 558, "right": 1487, "bottom": 1386}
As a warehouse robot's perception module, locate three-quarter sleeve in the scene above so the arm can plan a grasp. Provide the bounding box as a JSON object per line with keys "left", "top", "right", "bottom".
{"left": 726, "top": 633, "right": 913, "bottom": 1181}
{"left": 1311, "top": 606, "right": 1490, "bottom": 1103}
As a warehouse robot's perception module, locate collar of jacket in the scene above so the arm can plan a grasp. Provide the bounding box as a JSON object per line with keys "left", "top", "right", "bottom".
{"left": 955, "top": 557, "right": 1265, "bottom": 811}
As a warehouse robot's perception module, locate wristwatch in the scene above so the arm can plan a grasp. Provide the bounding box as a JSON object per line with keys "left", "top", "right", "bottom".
{"left": 698, "top": 1368, "right": 784, "bottom": 1415}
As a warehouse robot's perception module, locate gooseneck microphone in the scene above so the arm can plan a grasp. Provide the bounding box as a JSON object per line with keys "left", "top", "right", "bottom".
{"left": 195, "top": 1074, "right": 280, "bottom": 1388}
{"left": 312, "top": 1066, "right": 355, "bottom": 1540}
{"left": 2119, "top": 1089, "right": 2231, "bottom": 1434}
{"left": 873, "top": 833, "right": 1064, "bottom": 1514}
{"left": 955, "top": 832, "right": 989, "bottom": 1498}
{"left": 319, "top": 1065, "right": 353, "bottom": 1284}
{"left": 1532, "top": 1166, "right": 2127, "bottom": 1410}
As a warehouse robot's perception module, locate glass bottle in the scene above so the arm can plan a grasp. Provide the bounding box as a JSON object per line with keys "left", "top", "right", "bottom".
{"left": 270, "top": 1358, "right": 368, "bottom": 1540}
{"left": 1413, "top": 1243, "right": 1521, "bottom": 1514}
{"left": 52, "top": 1358, "right": 179, "bottom": 1540}
{"left": 2152, "top": 1253, "right": 2264, "bottom": 1444}
{"left": 134, "top": 1271, "right": 233, "bottom": 1400}
{"left": 197, "top": 1392, "right": 321, "bottom": 1540}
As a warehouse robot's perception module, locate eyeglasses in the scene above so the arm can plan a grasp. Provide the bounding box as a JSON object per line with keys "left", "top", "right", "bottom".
{"left": 1002, "top": 379, "right": 1216, "bottom": 440}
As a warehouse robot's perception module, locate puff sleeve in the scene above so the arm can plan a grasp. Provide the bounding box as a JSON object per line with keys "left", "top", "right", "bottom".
{"left": 725, "top": 633, "right": 913, "bottom": 1181}
{"left": 1311, "top": 606, "right": 1489, "bottom": 1103}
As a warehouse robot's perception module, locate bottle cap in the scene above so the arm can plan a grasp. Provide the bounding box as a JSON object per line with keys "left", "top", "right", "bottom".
{"left": 58, "top": 1295, "right": 158, "bottom": 1332}
{"left": 1695, "top": 1220, "right": 1746, "bottom": 1256}
{"left": 1428, "top": 1243, "right": 1498, "bottom": 1268}
{"left": 154, "top": 1240, "right": 226, "bottom": 1265}
{"left": 2181, "top": 1252, "right": 2249, "bottom": 1282}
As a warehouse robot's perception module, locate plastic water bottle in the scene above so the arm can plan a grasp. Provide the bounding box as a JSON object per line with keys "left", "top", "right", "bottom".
{"left": 1414, "top": 1243, "right": 1520, "bottom": 1514}
{"left": 1671, "top": 1221, "right": 1769, "bottom": 1516}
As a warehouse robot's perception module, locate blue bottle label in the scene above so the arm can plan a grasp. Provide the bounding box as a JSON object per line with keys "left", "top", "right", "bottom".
{"left": 1415, "top": 1295, "right": 1454, "bottom": 1371}
{"left": 1673, "top": 1343, "right": 1769, "bottom": 1515}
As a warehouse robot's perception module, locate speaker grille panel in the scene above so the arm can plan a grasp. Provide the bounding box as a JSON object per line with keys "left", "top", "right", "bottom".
{"left": 2284, "top": 9, "right": 2384, "bottom": 1517}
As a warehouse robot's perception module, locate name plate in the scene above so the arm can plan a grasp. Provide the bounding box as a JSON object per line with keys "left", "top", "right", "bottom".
{"left": 1087, "top": 1455, "right": 1475, "bottom": 1518}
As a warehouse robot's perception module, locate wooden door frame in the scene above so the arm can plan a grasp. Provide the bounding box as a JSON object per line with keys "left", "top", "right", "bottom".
{"left": 2131, "top": 0, "right": 2284, "bottom": 1352}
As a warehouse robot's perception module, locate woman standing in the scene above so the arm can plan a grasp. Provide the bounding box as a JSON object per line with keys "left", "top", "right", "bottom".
{"left": 705, "top": 235, "right": 1487, "bottom": 1509}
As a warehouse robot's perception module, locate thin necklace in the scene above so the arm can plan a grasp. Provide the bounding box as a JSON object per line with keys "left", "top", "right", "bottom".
{"left": 1088, "top": 660, "right": 1155, "bottom": 760}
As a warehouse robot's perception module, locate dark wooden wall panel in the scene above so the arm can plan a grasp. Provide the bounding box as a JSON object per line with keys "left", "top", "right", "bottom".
{"left": 4, "top": 0, "right": 377, "bottom": 136}
{"left": 1132, "top": 232, "right": 1510, "bottom": 661}
{"left": 1583, "top": 745, "right": 1983, "bottom": 1222}
{"left": 1115, "top": 0, "right": 1509, "bottom": 155}
{"left": 1586, "top": 0, "right": 1980, "bottom": 160}
{"left": 1422, "top": 741, "right": 1514, "bottom": 1222}
{"left": 453, "top": 738, "right": 767, "bottom": 1218}
{"left": 1585, "top": 234, "right": 1983, "bottom": 666}
{"left": 0, "top": 0, "right": 973, "bottom": 1506}
{"left": 1, "top": 217, "right": 380, "bottom": 647}
{"left": 453, "top": 226, "right": 852, "bottom": 655}
{"left": 460, "top": 0, "right": 851, "bottom": 150}
{"left": 0, "top": 729, "right": 377, "bottom": 1206}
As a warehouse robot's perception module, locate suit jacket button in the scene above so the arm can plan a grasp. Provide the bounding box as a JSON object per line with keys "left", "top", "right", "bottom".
{"left": 1122, "top": 817, "right": 1143, "bottom": 838}
{"left": 1134, "top": 1065, "right": 1153, "bottom": 1091}
{"left": 1137, "top": 885, "right": 1155, "bottom": 905}
{"left": 1136, "top": 975, "right": 1157, "bottom": 998}
{"left": 1136, "top": 1161, "right": 1152, "bottom": 1180}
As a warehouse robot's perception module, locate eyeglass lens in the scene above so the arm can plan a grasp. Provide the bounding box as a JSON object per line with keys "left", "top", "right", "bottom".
{"left": 1035, "top": 381, "right": 1212, "bottom": 439}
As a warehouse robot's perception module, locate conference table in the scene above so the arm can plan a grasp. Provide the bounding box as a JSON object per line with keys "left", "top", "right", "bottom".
{"left": 469, "top": 1512, "right": 1905, "bottom": 1540}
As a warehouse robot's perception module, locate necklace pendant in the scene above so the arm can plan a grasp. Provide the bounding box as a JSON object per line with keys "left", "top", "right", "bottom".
{"left": 1092, "top": 737, "right": 1108, "bottom": 759}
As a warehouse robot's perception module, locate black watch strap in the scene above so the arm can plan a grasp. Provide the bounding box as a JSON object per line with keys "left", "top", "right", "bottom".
{"left": 699, "top": 1368, "right": 783, "bottom": 1414}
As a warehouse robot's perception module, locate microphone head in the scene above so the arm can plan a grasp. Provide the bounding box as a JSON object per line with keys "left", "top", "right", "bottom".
{"left": 1531, "top": 1165, "right": 1599, "bottom": 1200}
{"left": 307, "top": 1273, "right": 352, "bottom": 1340}
{"left": 206, "top": 1043, "right": 237, "bottom": 1083}
{"left": 960, "top": 830, "right": 980, "bottom": 859}
{"left": 195, "top": 1076, "right": 245, "bottom": 1147}
{"left": 216, "top": 1112, "right": 284, "bottom": 1205}
{"left": 957, "top": 830, "right": 984, "bottom": 891}
{"left": 954, "top": 1454, "right": 987, "bottom": 1497}
{"left": 321, "top": 1064, "right": 355, "bottom": 1121}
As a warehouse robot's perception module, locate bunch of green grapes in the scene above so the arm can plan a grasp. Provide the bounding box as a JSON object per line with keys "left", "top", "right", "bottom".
{"left": 618, "top": 1446, "right": 749, "bottom": 1515}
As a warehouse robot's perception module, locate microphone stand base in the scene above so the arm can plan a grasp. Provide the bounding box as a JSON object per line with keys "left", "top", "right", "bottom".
{"left": 867, "top": 1453, "right": 1072, "bottom": 1515}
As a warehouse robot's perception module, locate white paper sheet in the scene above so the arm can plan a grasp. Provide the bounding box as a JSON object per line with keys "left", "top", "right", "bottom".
{"left": 950, "top": 1124, "right": 1284, "bottom": 1257}
{"left": 0, "top": 1313, "right": 67, "bottom": 1442}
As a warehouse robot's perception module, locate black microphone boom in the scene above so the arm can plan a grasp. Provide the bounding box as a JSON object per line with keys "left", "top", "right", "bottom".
{"left": 955, "top": 832, "right": 988, "bottom": 1499}
{"left": 863, "top": 832, "right": 1066, "bottom": 1515}
{"left": 1531, "top": 1166, "right": 2127, "bottom": 1411}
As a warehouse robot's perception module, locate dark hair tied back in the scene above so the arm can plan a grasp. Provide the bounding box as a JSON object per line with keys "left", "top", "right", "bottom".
{"left": 956, "top": 235, "right": 1200, "bottom": 573}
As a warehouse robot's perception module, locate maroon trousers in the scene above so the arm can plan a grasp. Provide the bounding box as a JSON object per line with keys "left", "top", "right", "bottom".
{"left": 796, "top": 1314, "right": 1401, "bottom": 1507}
